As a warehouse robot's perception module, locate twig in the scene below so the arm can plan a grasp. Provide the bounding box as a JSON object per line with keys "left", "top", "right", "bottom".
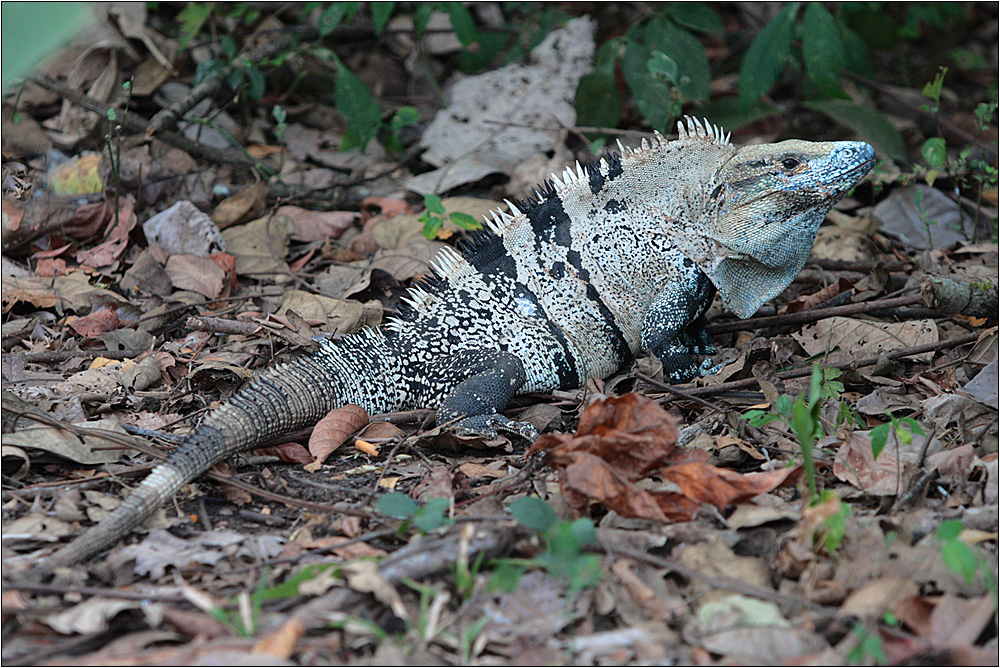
{"left": 1, "top": 581, "right": 186, "bottom": 602}
{"left": 186, "top": 316, "right": 264, "bottom": 336}
{"left": 6, "top": 348, "right": 151, "bottom": 364}
{"left": 684, "top": 331, "right": 982, "bottom": 397}
{"left": 284, "top": 524, "right": 525, "bottom": 632}
{"left": 633, "top": 372, "right": 727, "bottom": 413}
{"left": 706, "top": 294, "right": 924, "bottom": 335}
{"left": 147, "top": 29, "right": 293, "bottom": 134}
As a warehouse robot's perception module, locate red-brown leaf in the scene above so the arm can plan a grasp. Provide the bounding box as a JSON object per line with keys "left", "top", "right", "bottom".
{"left": 308, "top": 404, "right": 370, "bottom": 465}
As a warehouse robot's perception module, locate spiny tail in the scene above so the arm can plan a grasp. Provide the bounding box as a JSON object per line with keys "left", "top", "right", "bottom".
{"left": 28, "top": 337, "right": 401, "bottom": 577}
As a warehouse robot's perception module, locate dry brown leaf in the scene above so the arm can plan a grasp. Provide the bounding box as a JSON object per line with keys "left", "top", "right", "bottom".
{"left": 833, "top": 431, "right": 916, "bottom": 496}
{"left": 254, "top": 617, "right": 304, "bottom": 658}
{"left": 343, "top": 560, "right": 407, "bottom": 618}
{"left": 532, "top": 394, "right": 799, "bottom": 521}
{"left": 212, "top": 181, "right": 268, "bottom": 230}
{"left": 308, "top": 404, "right": 370, "bottom": 465}
{"left": 68, "top": 308, "right": 121, "bottom": 337}
{"left": 279, "top": 205, "right": 358, "bottom": 242}
{"left": 793, "top": 316, "right": 938, "bottom": 364}
{"left": 780, "top": 277, "right": 854, "bottom": 314}
{"left": 221, "top": 213, "right": 290, "bottom": 278}
{"left": 256, "top": 442, "right": 312, "bottom": 464}
{"left": 657, "top": 462, "right": 802, "bottom": 518}
{"left": 75, "top": 196, "right": 138, "bottom": 268}
{"left": 165, "top": 254, "right": 226, "bottom": 298}
{"left": 457, "top": 462, "right": 505, "bottom": 480}
{"left": 529, "top": 393, "right": 682, "bottom": 479}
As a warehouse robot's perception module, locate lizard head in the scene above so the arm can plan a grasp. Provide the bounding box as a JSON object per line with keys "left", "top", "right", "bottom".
{"left": 700, "top": 139, "right": 875, "bottom": 318}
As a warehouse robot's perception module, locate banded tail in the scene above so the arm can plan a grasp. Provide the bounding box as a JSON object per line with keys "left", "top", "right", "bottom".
{"left": 29, "top": 334, "right": 403, "bottom": 576}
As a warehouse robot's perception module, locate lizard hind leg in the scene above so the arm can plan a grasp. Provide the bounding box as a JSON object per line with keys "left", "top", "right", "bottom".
{"left": 432, "top": 349, "right": 539, "bottom": 441}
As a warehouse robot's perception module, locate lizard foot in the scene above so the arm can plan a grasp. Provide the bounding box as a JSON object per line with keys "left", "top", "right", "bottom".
{"left": 451, "top": 414, "right": 539, "bottom": 442}
{"left": 699, "top": 358, "right": 724, "bottom": 377}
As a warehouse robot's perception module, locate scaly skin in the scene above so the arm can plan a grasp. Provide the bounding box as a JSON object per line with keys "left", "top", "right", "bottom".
{"left": 20, "top": 118, "right": 874, "bottom": 577}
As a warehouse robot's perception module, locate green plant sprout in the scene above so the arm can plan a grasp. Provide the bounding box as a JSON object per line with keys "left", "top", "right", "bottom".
{"left": 491, "top": 496, "right": 602, "bottom": 594}
{"left": 418, "top": 194, "right": 483, "bottom": 240}
{"left": 869, "top": 410, "right": 925, "bottom": 460}
{"left": 376, "top": 492, "right": 454, "bottom": 533}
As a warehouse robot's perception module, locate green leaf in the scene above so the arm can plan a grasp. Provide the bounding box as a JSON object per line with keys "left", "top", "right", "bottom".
{"left": 413, "top": 3, "right": 434, "bottom": 34}
{"left": 790, "top": 396, "right": 815, "bottom": 449}
{"left": 243, "top": 64, "right": 266, "bottom": 100}
{"left": 621, "top": 40, "right": 677, "bottom": 132}
{"left": 414, "top": 497, "right": 453, "bottom": 532}
{"left": 318, "top": 2, "right": 351, "bottom": 36}
{"left": 664, "top": 2, "right": 724, "bottom": 34}
{"left": 221, "top": 34, "right": 237, "bottom": 60}
{"left": 594, "top": 38, "right": 622, "bottom": 72}
{"left": 458, "top": 29, "right": 508, "bottom": 72}
{"left": 838, "top": 23, "right": 873, "bottom": 78}
{"left": 334, "top": 58, "right": 382, "bottom": 150}
{"left": 194, "top": 59, "right": 228, "bottom": 87}
{"left": 801, "top": 2, "right": 847, "bottom": 97}
{"left": 936, "top": 518, "right": 963, "bottom": 541}
{"left": 941, "top": 539, "right": 977, "bottom": 585}
{"left": 445, "top": 1, "right": 479, "bottom": 46}
{"left": 898, "top": 417, "right": 925, "bottom": 437}
{"left": 643, "top": 17, "right": 711, "bottom": 102}
{"left": 808, "top": 365, "right": 823, "bottom": 408}
{"left": 804, "top": 99, "right": 907, "bottom": 163}
{"left": 226, "top": 68, "right": 245, "bottom": 92}
{"left": 738, "top": 2, "right": 799, "bottom": 104}
{"left": 922, "top": 137, "right": 947, "bottom": 168}
{"left": 743, "top": 409, "right": 784, "bottom": 427}
{"left": 647, "top": 51, "right": 679, "bottom": 83}
{"left": 566, "top": 553, "right": 603, "bottom": 591}
{"left": 922, "top": 68, "right": 948, "bottom": 103}
{"left": 375, "top": 492, "right": 418, "bottom": 519}
{"left": 423, "top": 193, "right": 445, "bottom": 214}
{"left": 487, "top": 561, "right": 525, "bottom": 593}
{"left": 869, "top": 422, "right": 889, "bottom": 460}
{"left": 449, "top": 212, "right": 481, "bottom": 230}
{"left": 775, "top": 394, "right": 794, "bottom": 418}
{"left": 575, "top": 71, "right": 622, "bottom": 130}
{"left": 176, "top": 3, "right": 213, "bottom": 52}
{"left": 390, "top": 106, "right": 419, "bottom": 131}
{"left": 822, "top": 501, "right": 848, "bottom": 553}
{"left": 371, "top": 1, "right": 395, "bottom": 35}
{"left": 567, "top": 517, "right": 597, "bottom": 547}
{"left": 509, "top": 496, "right": 558, "bottom": 532}
{"left": 421, "top": 214, "right": 442, "bottom": 240}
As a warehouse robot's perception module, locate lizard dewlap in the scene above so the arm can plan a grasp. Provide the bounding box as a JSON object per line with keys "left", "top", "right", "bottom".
{"left": 25, "top": 117, "right": 874, "bottom": 576}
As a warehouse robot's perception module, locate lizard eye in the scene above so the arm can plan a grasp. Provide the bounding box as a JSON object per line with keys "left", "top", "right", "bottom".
{"left": 781, "top": 158, "right": 800, "bottom": 170}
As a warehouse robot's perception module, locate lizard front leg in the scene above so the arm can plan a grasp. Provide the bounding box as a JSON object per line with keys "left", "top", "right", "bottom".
{"left": 640, "top": 272, "right": 717, "bottom": 382}
{"left": 432, "top": 349, "right": 539, "bottom": 441}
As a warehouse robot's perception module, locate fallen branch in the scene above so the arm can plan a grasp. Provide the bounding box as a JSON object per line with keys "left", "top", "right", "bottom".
{"left": 9, "top": 348, "right": 151, "bottom": 364}
{"left": 147, "top": 21, "right": 293, "bottom": 135}
{"left": 685, "top": 330, "right": 982, "bottom": 397}
{"left": 29, "top": 75, "right": 257, "bottom": 169}
{"left": 708, "top": 275, "right": 998, "bottom": 336}
{"left": 186, "top": 315, "right": 264, "bottom": 336}
{"left": 706, "top": 294, "right": 924, "bottom": 335}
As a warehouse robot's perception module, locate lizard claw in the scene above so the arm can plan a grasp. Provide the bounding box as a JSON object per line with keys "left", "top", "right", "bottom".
{"left": 451, "top": 414, "right": 539, "bottom": 442}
